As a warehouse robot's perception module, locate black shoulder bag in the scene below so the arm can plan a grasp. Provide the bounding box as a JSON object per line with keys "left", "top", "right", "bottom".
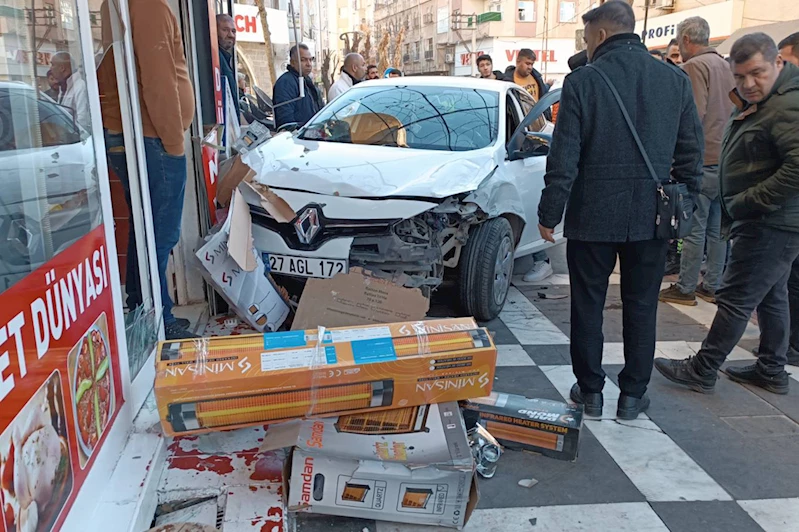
{"left": 587, "top": 64, "right": 694, "bottom": 239}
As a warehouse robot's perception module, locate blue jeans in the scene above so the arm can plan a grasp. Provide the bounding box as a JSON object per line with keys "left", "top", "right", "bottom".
{"left": 695, "top": 224, "right": 799, "bottom": 375}
{"left": 677, "top": 166, "right": 726, "bottom": 293}
{"left": 533, "top": 250, "right": 548, "bottom": 263}
{"left": 105, "top": 132, "right": 187, "bottom": 326}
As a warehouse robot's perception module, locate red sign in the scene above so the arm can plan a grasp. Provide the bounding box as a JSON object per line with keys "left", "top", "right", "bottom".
{"left": 202, "top": 128, "right": 220, "bottom": 226}
{"left": 0, "top": 226, "right": 124, "bottom": 532}
{"left": 208, "top": 0, "right": 224, "bottom": 125}
{"left": 460, "top": 48, "right": 558, "bottom": 66}
{"left": 234, "top": 14, "right": 257, "bottom": 33}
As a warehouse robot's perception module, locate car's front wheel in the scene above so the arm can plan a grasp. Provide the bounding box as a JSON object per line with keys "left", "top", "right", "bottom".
{"left": 458, "top": 217, "right": 514, "bottom": 321}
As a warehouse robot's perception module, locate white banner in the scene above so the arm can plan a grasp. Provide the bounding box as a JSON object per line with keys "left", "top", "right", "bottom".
{"left": 454, "top": 38, "right": 576, "bottom": 78}
{"left": 232, "top": 4, "right": 290, "bottom": 44}
{"left": 634, "top": 1, "right": 735, "bottom": 48}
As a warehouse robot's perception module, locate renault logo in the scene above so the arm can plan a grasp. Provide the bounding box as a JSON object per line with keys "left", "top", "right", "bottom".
{"left": 294, "top": 207, "right": 321, "bottom": 244}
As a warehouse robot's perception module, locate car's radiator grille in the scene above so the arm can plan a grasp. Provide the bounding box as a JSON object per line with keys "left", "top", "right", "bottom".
{"left": 249, "top": 204, "right": 397, "bottom": 251}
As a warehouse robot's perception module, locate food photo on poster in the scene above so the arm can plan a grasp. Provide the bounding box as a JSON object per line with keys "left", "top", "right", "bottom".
{"left": 0, "top": 227, "right": 124, "bottom": 532}
{"left": 1, "top": 372, "right": 74, "bottom": 532}
{"left": 66, "top": 314, "right": 114, "bottom": 468}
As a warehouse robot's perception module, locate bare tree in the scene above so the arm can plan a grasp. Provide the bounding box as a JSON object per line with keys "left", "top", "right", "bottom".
{"left": 254, "top": 0, "right": 277, "bottom": 87}
{"left": 392, "top": 27, "right": 405, "bottom": 69}
{"left": 362, "top": 31, "right": 373, "bottom": 64}
{"left": 321, "top": 49, "right": 340, "bottom": 98}
{"left": 377, "top": 32, "right": 391, "bottom": 74}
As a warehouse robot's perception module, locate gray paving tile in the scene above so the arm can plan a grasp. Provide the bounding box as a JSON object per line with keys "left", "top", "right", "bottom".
{"left": 518, "top": 285, "right": 712, "bottom": 343}
{"left": 479, "top": 316, "right": 519, "bottom": 345}
{"left": 650, "top": 501, "right": 765, "bottom": 532}
{"left": 523, "top": 344, "right": 571, "bottom": 366}
{"left": 720, "top": 362, "right": 799, "bottom": 425}
{"left": 721, "top": 415, "right": 799, "bottom": 437}
{"left": 604, "top": 366, "right": 799, "bottom": 500}
{"left": 477, "top": 430, "right": 646, "bottom": 508}
{"left": 492, "top": 365, "right": 565, "bottom": 403}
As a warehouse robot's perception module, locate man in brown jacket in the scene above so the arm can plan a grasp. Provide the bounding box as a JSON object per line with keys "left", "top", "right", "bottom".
{"left": 659, "top": 16, "right": 735, "bottom": 307}
{"left": 99, "top": 0, "right": 197, "bottom": 339}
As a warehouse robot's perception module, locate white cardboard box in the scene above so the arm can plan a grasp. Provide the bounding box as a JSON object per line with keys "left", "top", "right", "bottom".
{"left": 196, "top": 188, "right": 289, "bottom": 331}
{"left": 279, "top": 403, "right": 478, "bottom": 529}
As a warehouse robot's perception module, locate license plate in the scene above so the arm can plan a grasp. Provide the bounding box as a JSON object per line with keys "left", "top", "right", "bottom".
{"left": 264, "top": 253, "right": 348, "bottom": 278}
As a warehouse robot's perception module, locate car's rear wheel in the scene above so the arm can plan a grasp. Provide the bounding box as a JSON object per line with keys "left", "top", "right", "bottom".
{"left": 458, "top": 217, "right": 514, "bottom": 321}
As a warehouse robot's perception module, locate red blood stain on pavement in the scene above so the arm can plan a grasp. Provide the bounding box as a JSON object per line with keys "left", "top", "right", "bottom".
{"left": 249, "top": 485, "right": 259, "bottom": 492}
{"left": 169, "top": 454, "right": 234, "bottom": 474}
{"left": 250, "top": 452, "right": 283, "bottom": 482}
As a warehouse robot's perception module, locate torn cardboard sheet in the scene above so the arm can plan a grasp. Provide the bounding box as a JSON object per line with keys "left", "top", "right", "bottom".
{"left": 292, "top": 268, "right": 430, "bottom": 330}
{"left": 196, "top": 189, "right": 289, "bottom": 332}
{"left": 216, "top": 154, "right": 255, "bottom": 207}
{"left": 241, "top": 178, "right": 295, "bottom": 223}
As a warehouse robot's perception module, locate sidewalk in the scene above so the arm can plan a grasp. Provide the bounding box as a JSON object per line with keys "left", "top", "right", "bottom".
{"left": 113, "top": 243, "right": 799, "bottom": 532}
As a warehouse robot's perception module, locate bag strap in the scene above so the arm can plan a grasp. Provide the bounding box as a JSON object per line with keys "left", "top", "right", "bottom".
{"left": 587, "top": 64, "right": 663, "bottom": 193}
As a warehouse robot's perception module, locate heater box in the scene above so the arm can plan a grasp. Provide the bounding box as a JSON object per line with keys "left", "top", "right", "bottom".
{"left": 154, "top": 318, "right": 497, "bottom": 437}
{"left": 283, "top": 402, "right": 478, "bottom": 529}
{"left": 461, "top": 392, "right": 584, "bottom": 461}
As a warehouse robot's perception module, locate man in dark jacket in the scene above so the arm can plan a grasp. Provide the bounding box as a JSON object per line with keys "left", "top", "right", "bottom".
{"left": 273, "top": 43, "right": 323, "bottom": 129}
{"left": 656, "top": 33, "right": 799, "bottom": 395}
{"left": 476, "top": 54, "right": 506, "bottom": 80}
{"left": 217, "top": 14, "right": 240, "bottom": 122}
{"left": 537, "top": 0, "right": 703, "bottom": 419}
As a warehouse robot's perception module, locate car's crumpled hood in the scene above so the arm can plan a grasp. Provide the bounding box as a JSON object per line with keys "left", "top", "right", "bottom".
{"left": 243, "top": 133, "right": 499, "bottom": 199}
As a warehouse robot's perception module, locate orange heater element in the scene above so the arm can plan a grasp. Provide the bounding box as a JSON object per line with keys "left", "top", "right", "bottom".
{"left": 336, "top": 405, "right": 430, "bottom": 435}
{"left": 167, "top": 380, "right": 394, "bottom": 433}
{"left": 483, "top": 420, "right": 560, "bottom": 451}
{"left": 342, "top": 482, "right": 372, "bottom": 502}
{"left": 401, "top": 488, "right": 433, "bottom": 509}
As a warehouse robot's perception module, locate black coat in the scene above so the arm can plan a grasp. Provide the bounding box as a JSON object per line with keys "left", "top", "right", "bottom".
{"left": 219, "top": 48, "right": 240, "bottom": 121}
{"left": 273, "top": 66, "right": 323, "bottom": 129}
{"left": 537, "top": 33, "right": 704, "bottom": 242}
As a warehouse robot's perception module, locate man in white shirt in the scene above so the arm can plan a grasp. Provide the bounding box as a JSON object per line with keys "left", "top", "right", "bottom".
{"left": 51, "top": 52, "right": 90, "bottom": 130}
{"left": 328, "top": 53, "right": 366, "bottom": 101}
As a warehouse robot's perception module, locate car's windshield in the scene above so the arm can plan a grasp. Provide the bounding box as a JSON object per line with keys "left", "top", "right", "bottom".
{"left": 299, "top": 85, "right": 499, "bottom": 151}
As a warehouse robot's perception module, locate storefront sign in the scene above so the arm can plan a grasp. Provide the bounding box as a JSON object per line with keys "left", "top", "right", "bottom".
{"left": 0, "top": 226, "right": 124, "bottom": 532}
{"left": 209, "top": 0, "right": 225, "bottom": 124}
{"left": 454, "top": 38, "right": 576, "bottom": 78}
{"left": 202, "top": 128, "right": 220, "bottom": 226}
{"left": 634, "top": 0, "right": 735, "bottom": 48}
{"left": 232, "top": 4, "right": 290, "bottom": 45}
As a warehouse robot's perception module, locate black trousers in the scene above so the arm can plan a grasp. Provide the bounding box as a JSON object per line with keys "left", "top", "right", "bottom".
{"left": 567, "top": 239, "right": 668, "bottom": 398}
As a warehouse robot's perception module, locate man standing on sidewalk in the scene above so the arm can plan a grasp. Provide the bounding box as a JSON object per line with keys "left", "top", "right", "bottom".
{"left": 328, "top": 53, "right": 366, "bottom": 100}
{"left": 217, "top": 14, "right": 240, "bottom": 122}
{"left": 98, "top": 0, "right": 197, "bottom": 339}
{"left": 659, "top": 17, "right": 734, "bottom": 306}
{"left": 656, "top": 33, "right": 799, "bottom": 395}
{"left": 537, "top": 0, "right": 703, "bottom": 420}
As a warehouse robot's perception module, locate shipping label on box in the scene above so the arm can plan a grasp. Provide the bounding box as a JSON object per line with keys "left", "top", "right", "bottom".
{"left": 286, "top": 403, "right": 477, "bottom": 529}
{"left": 154, "top": 319, "right": 497, "bottom": 437}
{"left": 462, "top": 392, "right": 584, "bottom": 461}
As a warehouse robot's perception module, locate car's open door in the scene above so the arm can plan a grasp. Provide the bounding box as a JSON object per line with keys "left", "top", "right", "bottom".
{"left": 504, "top": 88, "right": 563, "bottom": 257}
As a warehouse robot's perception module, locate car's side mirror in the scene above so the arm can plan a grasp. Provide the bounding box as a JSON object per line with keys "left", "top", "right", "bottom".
{"left": 512, "top": 133, "right": 550, "bottom": 160}
{"left": 277, "top": 122, "right": 300, "bottom": 133}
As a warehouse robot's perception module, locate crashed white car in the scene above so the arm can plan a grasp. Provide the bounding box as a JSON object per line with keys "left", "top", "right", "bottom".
{"left": 241, "top": 77, "right": 562, "bottom": 320}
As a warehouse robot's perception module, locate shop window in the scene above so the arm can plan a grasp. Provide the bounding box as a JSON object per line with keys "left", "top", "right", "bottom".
{"left": 518, "top": 0, "right": 536, "bottom": 22}
{"left": 0, "top": 10, "right": 103, "bottom": 296}
{"left": 559, "top": 0, "right": 576, "bottom": 23}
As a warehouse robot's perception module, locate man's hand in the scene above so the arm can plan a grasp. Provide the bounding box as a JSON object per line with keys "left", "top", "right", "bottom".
{"left": 538, "top": 224, "right": 555, "bottom": 243}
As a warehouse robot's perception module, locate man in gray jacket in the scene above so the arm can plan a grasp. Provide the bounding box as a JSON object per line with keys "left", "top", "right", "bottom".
{"left": 659, "top": 17, "right": 735, "bottom": 306}
{"left": 656, "top": 34, "right": 799, "bottom": 395}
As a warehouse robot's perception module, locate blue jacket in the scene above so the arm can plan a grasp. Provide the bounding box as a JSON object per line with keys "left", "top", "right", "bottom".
{"left": 537, "top": 33, "right": 704, "bottom": 242}
{"left": 273, "top": 66, "right": 323, "bottom": 129}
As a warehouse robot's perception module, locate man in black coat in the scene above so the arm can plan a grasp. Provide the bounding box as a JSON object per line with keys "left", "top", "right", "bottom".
{"left": 273, "top": 44, "right": 324, "bottom": 129}
{"left": 536, "top": 0, "right": 703, "bottom": 420}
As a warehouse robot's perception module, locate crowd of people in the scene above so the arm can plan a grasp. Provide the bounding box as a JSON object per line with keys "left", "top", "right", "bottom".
{"left": 270, "top": 6, "right": 799, "bottom": 419}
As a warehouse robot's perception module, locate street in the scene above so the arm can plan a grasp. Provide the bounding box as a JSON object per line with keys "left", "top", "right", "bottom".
{"left": 152, "top": 242, "right": 799, "bottom": 532}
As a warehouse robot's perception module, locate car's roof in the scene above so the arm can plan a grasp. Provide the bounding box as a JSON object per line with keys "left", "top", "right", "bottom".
{"left": 358, "top": 76, "right": 513, "bottom": 92}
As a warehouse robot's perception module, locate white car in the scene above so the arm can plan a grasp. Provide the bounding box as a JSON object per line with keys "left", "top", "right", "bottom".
{"left": 242, "top": 77, "right": 563, "bottom": 320}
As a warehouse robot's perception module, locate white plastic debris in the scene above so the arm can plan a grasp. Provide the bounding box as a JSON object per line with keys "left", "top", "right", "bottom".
{"left": 518, "top": 478, "right": 539, "bottom": 488}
